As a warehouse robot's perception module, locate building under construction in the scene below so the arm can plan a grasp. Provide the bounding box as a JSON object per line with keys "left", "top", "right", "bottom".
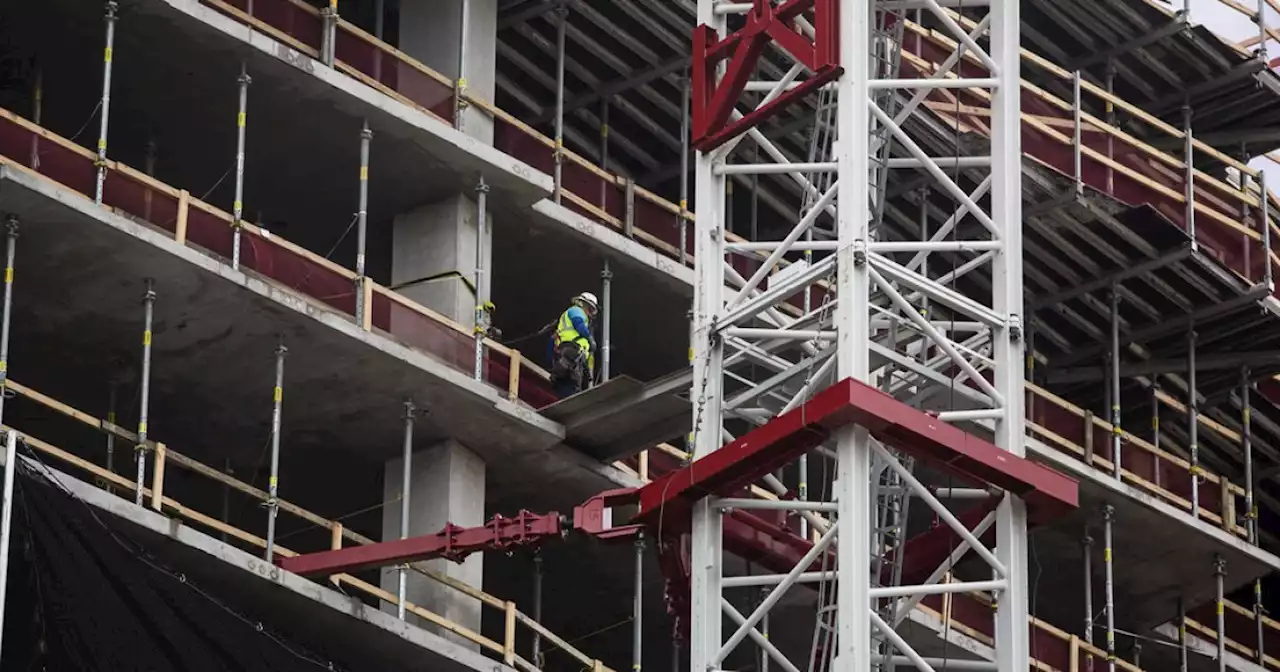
{"left": 2, "top": 0, "right": 1280, "bottom": 670}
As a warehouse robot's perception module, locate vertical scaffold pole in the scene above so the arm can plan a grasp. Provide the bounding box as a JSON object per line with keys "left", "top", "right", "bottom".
{"left": 264, "top": 339, "right": 287, "bottom": 562}
{"left": 473, "top": 177, "right": 490, "bottom": 382}
{"left": 0, "top": 218, "right": 16, "bottom": 428}
{"left": 1189, "top": 328, "right": 1200, "bottom": 518}
{"left": 232, "top": 63, "right": 251, "bottom": 271}
{"left": 1262, "top": 171, "right": 1273, "bottom": 289}
{"left": 0, "top": 430, "right": 17, "bottom": 658}
{"left": 1179, "top": 596, "right": 1189, "bottom": 672}
{"left": 135, "top": 279, "right": 156, "bottom": 506}
{"left": 1103, "top": 504, "right": 1117, "bottom": 672}
{"left": 600, "top": 100, "right": 610, "bottom": 208}
{"left": 1215, "top": 556, "right": 1226, "bottom": 672}
{"left": 454, "top": 0, "right": 471, "bottom": 131}
{"left": 397, "top": 399, "right": 414, "bottom": 620}
{"left": 1184, "top": 102, "right": 1197, "bottom": 246}
{"left": 531, "top": 554, "right": 544, "bottom": 668}
{"left": 356, "top": 121, "right": 373, "bottom": 324}
{"left": 1243, "top": 367, "right": 1257, "bottom": 544}
{"left": 106, "top": 379, "right": 119, "bottom": 476}
{"left": 632, "top": 534, "right": 643, "bottom": 672}
{"left": 1109, "top": 289, "right": 1122, "bottom": 478}
{"left": 1083, "top": 532, "right": 1095, "bottom": 654}
{"left": 678, "top": 74, "right": 690, "bottom": 266}
{"left": 320, "top": 0, "right": 338, "bottom": 67}
{"left": 94, "top": 1, "right": 119, "bottom": 204}
{"left": 144, "top": 138, "right": 157, "bottom": 222}
{"left": 1152, "top": 383, "right": 1161, "bottom": 487}
{"left": 552, "top": 5, "right": 567, "bottom": 203}
{"left": 30, "top": 67, "right": 42, "bottom": 170}
{"left": 601, "top": 260, "right": 613, "bottom": 382}
{"left": 1073, "top": 70, "right": 1083, "bottom": 195}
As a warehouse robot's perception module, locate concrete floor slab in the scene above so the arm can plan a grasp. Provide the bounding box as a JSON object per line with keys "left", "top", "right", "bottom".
{"left": 0, "top": 164, "right": 627, "bottom": 515}
{"left": 1026, "top": 437, "right": 1280, "bottom": 631}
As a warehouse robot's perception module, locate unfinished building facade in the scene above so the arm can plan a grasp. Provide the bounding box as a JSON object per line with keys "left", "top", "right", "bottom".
{"left": 1, "top": 0, "right": 1280, "bottom": 671}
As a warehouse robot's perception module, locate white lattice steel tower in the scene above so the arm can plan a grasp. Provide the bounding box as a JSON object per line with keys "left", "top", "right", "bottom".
{"left": 687, "top": 0, "right": 1029, "bottom": 669}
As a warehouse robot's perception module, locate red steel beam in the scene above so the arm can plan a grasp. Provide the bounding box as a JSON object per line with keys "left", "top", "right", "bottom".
{"left": 277, "top": 510, "right": 565, "bottom": 577}
{"left": 635, "top": 378, "right": 1078, "bottom": 532}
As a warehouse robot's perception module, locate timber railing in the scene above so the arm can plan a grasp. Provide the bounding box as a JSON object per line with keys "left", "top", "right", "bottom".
{"left": 1, "top": 375, "right": 612, "bottom": 672}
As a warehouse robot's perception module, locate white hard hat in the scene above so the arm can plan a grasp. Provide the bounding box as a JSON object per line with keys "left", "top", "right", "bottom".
{"left": 576, "top": 292, "right": 599, "bottom": 311}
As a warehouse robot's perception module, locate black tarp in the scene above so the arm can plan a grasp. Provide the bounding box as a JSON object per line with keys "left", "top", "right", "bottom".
{"left": 0, "top": 461, "right": 401, "bottom": 672}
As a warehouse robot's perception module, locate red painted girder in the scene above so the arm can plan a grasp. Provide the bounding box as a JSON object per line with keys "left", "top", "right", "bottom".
{"left": 635, "top": 378, "right": 1078, "bottom": 532}
{"left": 276, "top": 510, "right": 566, "bottom": 577}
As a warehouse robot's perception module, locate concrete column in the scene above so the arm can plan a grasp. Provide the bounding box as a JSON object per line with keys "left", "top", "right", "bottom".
{"left": 398, "top": 0, "right": 497, "bottom": 143}
{"left": 381, "top": 439, "right": 486, "bottom": 647}
{"left": 391, "top": 194, "right": 492, "bottom": 328}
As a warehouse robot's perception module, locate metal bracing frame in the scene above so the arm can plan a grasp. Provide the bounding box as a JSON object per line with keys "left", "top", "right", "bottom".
{"left": 688, "top": 0, "right": 1027, "bottom": 670}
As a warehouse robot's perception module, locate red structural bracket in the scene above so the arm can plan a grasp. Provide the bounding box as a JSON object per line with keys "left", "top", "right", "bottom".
{"left": 692, "top": 0, "right": 841, "bottom": 151}
{"left": 634, "top": 378, "right": 1078, "bottom": 533}
{"left": 277, "top": 510, "right": 567, "bottom": 577}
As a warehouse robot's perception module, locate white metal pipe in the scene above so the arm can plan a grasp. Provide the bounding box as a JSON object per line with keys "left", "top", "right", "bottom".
{"left": 0, "top": 430, "right": 17, "bottom": 656}
{"left": 720, "top": 599, "right": 802, "bottom": 672}
{"left": 0, "top": 219, "right": 16, "bottom": 427}
{"left": 936, "top": 409, "right": 1005, "bottom": 422}
{"left": 1104, "top": 505, "right": 1116, "bottom": 672}
{"left": 1216, "top": 556, "right": 1227, "bottom": 672}
{"left": 870, "top": 78, "right": 998, "bottom": 90}
{"left": 1110, "top": 290, "right": 1122, "bottom": 478}
{"left": 727, "top": 181, "right": 838, "bottom": 310}
{"left": 716, "top": 162, "right": 837, "bottom": 175}
{"left": 869, "top": 579, "right": 1006, "bottom": 599}
{"left": 871, "top": 611, "right": 938, "bottom": 672}
{"left": 552, "top": 6, "right": 567, "bottom": 203}
{"left": 231, "top": 63, "right": 251, "bottom": 271}
{"left": 94, "top": 1, "right": 119, "bottom": 205}
{"left": 874, "top": 656, "right": 994, "bottom": 670}
{"left": 727, "top": 241, "right": 840, "bottom": 252}
{"left": 905, "top": 176, "right": 993, "bottom": 274}
{"left": 135, "top": 280, "right": 155, "bottom": 506}
{"left": 870, "top": 241, "right": 1001, "bottom": 253}
{"left": 717, "top": 498, "right": 838, "bottom": 512}
{"left": 29, "top": 68, "right": 42, "bottom": 170}
{"left": 1189, "top": 329, "right": 1200, "bottom": 518}
{"left": 601, "top": 260, "right": 613, "bottom": 382}
{"left": 632, "top": 535, "right": 644, "bottom": 672}
{"left": 893, "top": 512, "right": 997, "bottom": 626}
{"left": 356, "top": 121, "right": 372, "bottom": 323}
{"left": 264, "top": 340, "right": 287, "bottom": 562}
{"left": 724, "top": 328, "right": 837, "bottom": 341}
{"left": 473, "top": 177, "right": 490, "bottom": 382}
{"left": 397, "top": 400, "right": 414, "bottom": 620}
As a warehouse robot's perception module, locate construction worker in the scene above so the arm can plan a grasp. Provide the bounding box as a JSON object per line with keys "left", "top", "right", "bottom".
{"left": 549, "top": 292, "right": 598, "bottom": 399}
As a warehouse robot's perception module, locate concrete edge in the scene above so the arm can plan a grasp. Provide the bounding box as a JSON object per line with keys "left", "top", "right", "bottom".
{"left": 530, "top": 200, "right": 695, "bottom": 293}
{"left": 161, "top": 0, "right": 553, "bottom": 198}
{"left": 1026, "top": 436, "right": 1280, "bottom": 571}
{"left": 15, "top": 452, "right": 515, "bottom": 672}
{"left": 1153, "top": 623, "right": 1267, "bottom": 671}
{"left": 0, "top": 164, "right": 568, "bottom": 443}
{"left": 905, "top": 607, "right": 996, "bottom": 663}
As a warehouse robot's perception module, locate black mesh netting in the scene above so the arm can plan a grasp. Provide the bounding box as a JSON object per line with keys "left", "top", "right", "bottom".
{"left": 0, "top": 458, "right": 411, "bottom": 672}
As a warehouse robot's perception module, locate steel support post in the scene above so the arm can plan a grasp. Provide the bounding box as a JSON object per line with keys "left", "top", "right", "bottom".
{"left": 1104, "top": 504, "right": 1117, "bottom": 671}
{"left": 94, "top": 1, "right": 119, "bottom": 205}
{"left": 397, "top": 400, "right": 415, "bottom": 620}
{"left": 1215, "top": 556, "right": 1226, "bottom": 672}
{"left": 373, "top": 0, "right": 385, "bottom": 74}
{"left": 1184, "top": 103, "right": 1196, "bottom": 245}
{"left": 1189, "top": 328, "right": 1200, "bottom": 518}
{"left": 356, "top": 121, "right": 373, "bottom": 325}
{"left": 454, "top": 0, "right": 471, "bottom": 131}
{"left": 1180, "top": 596, "right": 1189, "bottom": 672}
{"left": 1256, "top": 578, "right": 1266, "bottom": 665}
{"left": 231, "top": 63, "right": 251, "bottom": 271}
{"left": 1263, "top": 171, "right": 1273, "bottom": 289}
{"left": 473, "top": 177, "right": 490, "bottom": 381}
{"left": 264, "top": 340, "right": 287, "bottom": 562}
{"left": 601, "top": 260, "right": 613, "bottom": 382}
{"left": 1152, "top": 384, "right": 1161, "bottom": 485}
{"left": 1243, "top": 367, "right": 1256, "bottom": 543}
{"left": 532, "top": 554, "right": 544, "bottom": 668}
{"left": 0, "top": 218, "right": 16, "bottom": 428}
{"left": 30, "top": 67, "right": 42, "bottom": 170}
{"left": 143, "top": 138, "right": 157, "bottom": 222}
{"left": 106, "top": 379, "right": 118, "bottom": 475}
{"left": 1105, "top": 61, "right": 1115, "bottom": 195}
{"left": 0, "top": 430, "right": 17, "bottom": 658}
{"left": 320, "top": 0, "right": 338, "bottom": 67}
{"left": 678, "top": 74, "right": 690, "bottom": 266}
{"left": 134, "top": 280, "right": 155, "bottom": 506}
{"left": 552, "top": 5, "right": 567, "bottom": 203}
{"left": 1110, "top": 289, "right": 1122, "bottom": 478}
{"left": 1073, "top": 70, "right": 1083, "bottom": 195}
{"left": 1083, "top": 533, "right": 1095, "bottom": 650}
{"left": 632, "top": 534, "right": 644, "bottom": 672}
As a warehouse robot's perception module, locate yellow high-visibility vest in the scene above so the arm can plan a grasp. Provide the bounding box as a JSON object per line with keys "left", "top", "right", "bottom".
{"left": 554, "top": 308, "right": 591, "bottom": 357}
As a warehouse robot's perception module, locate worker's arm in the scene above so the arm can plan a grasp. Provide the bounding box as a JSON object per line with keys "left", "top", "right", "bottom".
{"left": 568, "top": 307, "right": 597, "bottom": 351}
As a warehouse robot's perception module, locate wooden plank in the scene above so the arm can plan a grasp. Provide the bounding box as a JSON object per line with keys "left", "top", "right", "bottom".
{"left": 151, "top": 442, "right": 167, "bottom": 512}
{"left": 7, "top": 379, "right": 104, "bottom": 429}
{"left": 1069, "top": 635, "right": 1080, "bottom": 672}
{"left": 360, "top": 278, "right": 373, "bottom": 331}
{"left": 504, "top": 601, "right": 517, "bottom": 665}
{"left": 507, "top": 350, "right": 521, "bottom": 401}
{"left": 175, "top": 190, "right": 190, "bottom": 244}
{"left": 204, "top": 0, "right": 321, "bottom": 59}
